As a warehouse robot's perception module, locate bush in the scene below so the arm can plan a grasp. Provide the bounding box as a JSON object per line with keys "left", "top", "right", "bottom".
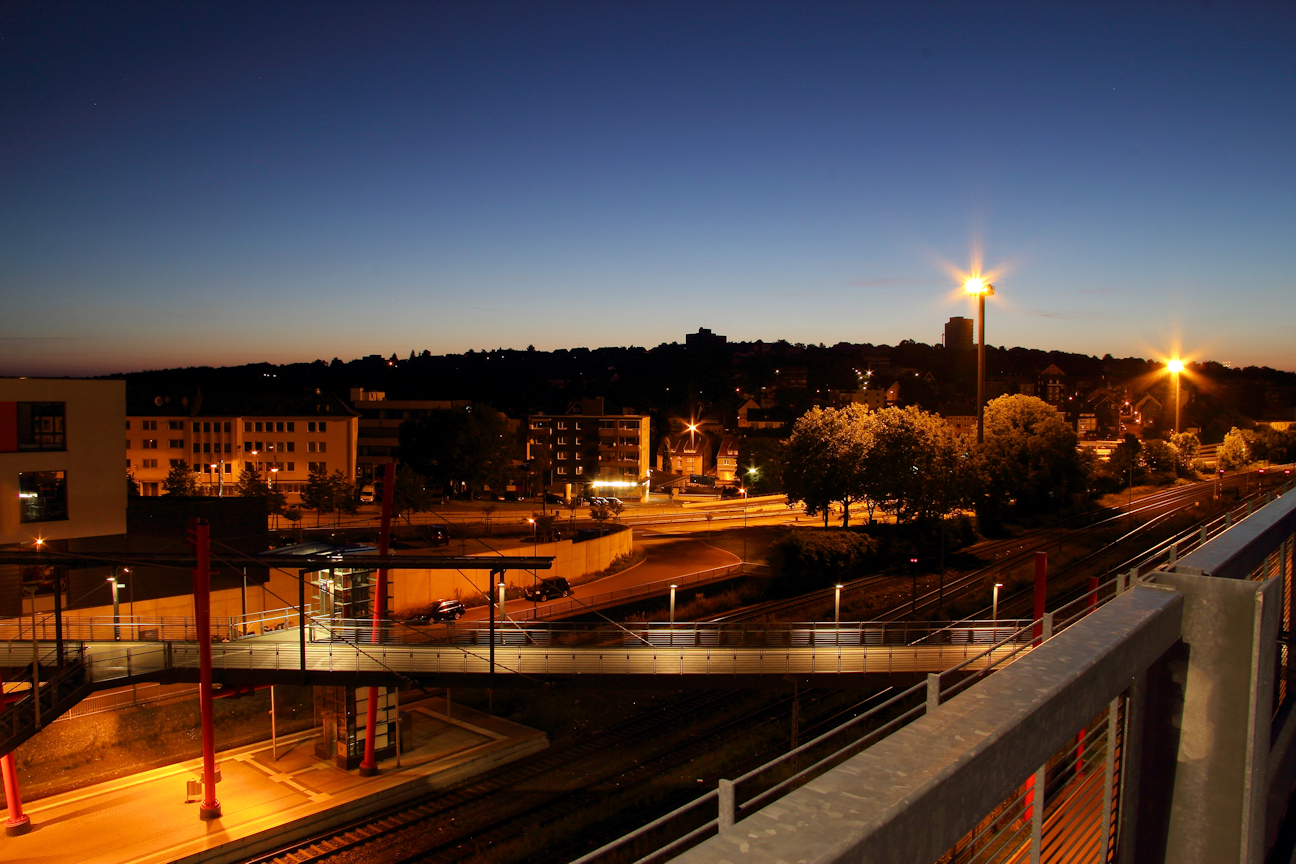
{"left": 767, "top": 530, "right": 880, "bottom": 596}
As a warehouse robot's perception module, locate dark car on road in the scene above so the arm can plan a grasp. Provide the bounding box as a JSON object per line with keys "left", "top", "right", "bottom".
{"left": 421, "top": 524, "right": 450, "bottom": 546}
{"left": 408, "top": 599, "right": 466, "bottom": 624}
{"left": 523, "top": 577, "right": 572, "bottom": 602}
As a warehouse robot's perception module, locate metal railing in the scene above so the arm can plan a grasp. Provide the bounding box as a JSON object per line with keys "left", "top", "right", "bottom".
{"left": 644, "top": 485, "right": 1296, "bottom": 864}
{"left": 570, "top": 568, "right": 1133, "bottom": 864}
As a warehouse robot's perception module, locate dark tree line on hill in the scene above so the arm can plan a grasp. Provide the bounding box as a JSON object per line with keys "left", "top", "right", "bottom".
{"left": 110, "top": 339, "right": 1294, "bottom": 444}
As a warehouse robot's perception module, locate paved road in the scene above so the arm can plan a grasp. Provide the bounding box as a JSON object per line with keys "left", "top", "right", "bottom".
{"left": 462, "top": 536, "right": 740, "bottom": 622}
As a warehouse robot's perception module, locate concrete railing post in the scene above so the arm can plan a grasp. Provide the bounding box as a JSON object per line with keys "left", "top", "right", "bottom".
{"left": 1149, "top": 570, "right": 1282, "bottom": 863}
{"left": 1101, "top": 695, "right": 1120, "bottom": 861}
{"left": 927, "top": 672, "right": 941, "bottom": 714}
{"left": 1042, "top": 612, "right": 1054, "bottom": 642}
{"left": 1030, "top": 764, "right": 1046, "bottom": 864}
{"left": 718, "top": 778, "right": 735, "bottom": 830}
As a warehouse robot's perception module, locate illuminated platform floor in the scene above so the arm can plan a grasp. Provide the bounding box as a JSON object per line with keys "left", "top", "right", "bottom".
{"left": 0, "top": 697, "right": 546, "bottom": 864}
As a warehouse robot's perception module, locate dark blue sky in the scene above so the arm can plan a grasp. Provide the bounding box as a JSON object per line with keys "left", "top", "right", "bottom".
{"left": 2, "top": 1, "right": 1292, "bottom": 375}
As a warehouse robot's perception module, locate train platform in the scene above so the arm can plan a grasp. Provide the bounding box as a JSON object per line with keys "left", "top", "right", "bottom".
{"left": 0, "top": 696, "right": 546, "bottom": 864}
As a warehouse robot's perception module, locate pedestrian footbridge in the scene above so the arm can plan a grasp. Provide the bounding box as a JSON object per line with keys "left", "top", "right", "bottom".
{"left": 0, "top": 617, "right": 1028, "bottom": 690}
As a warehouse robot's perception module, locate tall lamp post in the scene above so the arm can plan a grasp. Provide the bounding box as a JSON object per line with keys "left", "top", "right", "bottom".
{"left": 744, "top": 466, "right": 759, "bottom": 562}
{"left": 270, "top": 467, "right": 280, "bottom": 529}
{"left": 527, "top": 517, "right": 538, "bottom": 610}
{"left": 1167, "top": 359, "right": 1184, "bottom": 434}
{"left": 992, "top": 582, "right": 1003, "bottom": 634}
{"left": 107, "top": 571, "right": 125, "bottom": 640}
{"left": 964, "top": 278, "right": 996, "bottom": 444}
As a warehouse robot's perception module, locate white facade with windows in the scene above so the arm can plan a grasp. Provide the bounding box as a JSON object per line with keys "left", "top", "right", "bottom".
{"left": 1, "top": 378, "right": 126, "bottom": 545}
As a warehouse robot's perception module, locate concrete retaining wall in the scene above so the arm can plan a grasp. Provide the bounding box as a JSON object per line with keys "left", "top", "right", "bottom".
{"left": 392, "top": 527, "right": 633, "bottom": 610}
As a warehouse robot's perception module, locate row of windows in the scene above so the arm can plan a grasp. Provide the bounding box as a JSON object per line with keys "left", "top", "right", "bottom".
{"left": 127, "top": 458, "right": 331, "bottom": 476}
{"left": 127, "top": 420, "right": 186, "bottom": 431}
{"left": 531, "top": 418, "right": 645, "bottom": 431}
{"left": 125, "top": 419, "right": 331, "bottom": 434}
{"left": 240, "top": 440, "right": 327, "bottom": 453}
{"left": 242, "top": 420, "right": 327, "bottom": 433}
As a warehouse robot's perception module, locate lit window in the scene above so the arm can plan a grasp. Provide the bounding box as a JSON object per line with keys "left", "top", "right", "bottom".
{"left": 19, "top": 470, "right": 68, "bottom": 523}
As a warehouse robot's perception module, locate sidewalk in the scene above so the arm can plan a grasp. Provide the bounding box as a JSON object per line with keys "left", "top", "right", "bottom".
{"left": 0, "top": 697, "right": 546, "bottom": 864}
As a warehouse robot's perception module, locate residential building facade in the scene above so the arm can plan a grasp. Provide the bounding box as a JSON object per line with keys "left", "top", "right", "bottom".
{"left": 527, "top": 398, "right": 651, "bottom": 498}
{"left": 126, "top": 389, "right": 359, "bottom": 501}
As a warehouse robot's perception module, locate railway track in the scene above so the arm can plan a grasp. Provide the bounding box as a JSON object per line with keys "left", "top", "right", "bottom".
{"left": 242, "top": 689, "right": 737, "bottom": 864}
{"left": 705, "top": 476, "right": 1234, "bottom": 625}
{"left": 242, "top": 686, "right": 865, "bottom": 864}
{"left": 884, "top": 470, "right": 1285, "bottom": 626}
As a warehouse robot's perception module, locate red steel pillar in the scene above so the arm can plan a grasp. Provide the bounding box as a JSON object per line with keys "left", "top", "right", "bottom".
{"left": 359, "top": 462, "right": 396, "bottom": 777}
{"left": 1088, "top": 575, "right": 1100, "bottom": 614}
{"left": 1032, "top": 552, "right": 1047, "bottom": 644}
{"left": 189, "top": 517, "right": 221, "bottom": 820}
{"left": 0, "top": 672, "right": 30, "bottom": 836}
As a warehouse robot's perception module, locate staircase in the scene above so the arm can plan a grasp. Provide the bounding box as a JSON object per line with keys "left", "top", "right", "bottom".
{"left": 0, "top": 655, "right": 94, "bottom": 758}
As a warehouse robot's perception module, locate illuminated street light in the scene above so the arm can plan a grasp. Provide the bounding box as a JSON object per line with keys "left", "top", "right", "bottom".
{"left": 834, "top": 583, "right": 843, "bottom": 624}
{"left": 1166, "top": 359, "right": 1184, "bottom": 434}
{"left": 964, "top": 277, "right": 996, "bottom": 444}
{"left": 992, "top": 582, "right": 1004, "bottom": 634}
{"left": 669, "top": 584, "right": 678, "bottom": 628}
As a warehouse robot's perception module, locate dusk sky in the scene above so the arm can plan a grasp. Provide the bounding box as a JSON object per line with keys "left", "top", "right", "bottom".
{"left": 2, "top": 2, "right": 1292, "bottom": 376}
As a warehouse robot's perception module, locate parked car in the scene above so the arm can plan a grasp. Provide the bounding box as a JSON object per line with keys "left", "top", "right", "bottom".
{"left": 408, "top": 599, "right": 466, "bottom": 624}
{"left": 359, "top": 484, "right": 375, "bottom": 504}
{"left": 523, "top": 577, "right": 572, "bottom": 602}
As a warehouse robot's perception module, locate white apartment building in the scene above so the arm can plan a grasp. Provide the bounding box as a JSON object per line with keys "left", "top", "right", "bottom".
{"left": 126, "top": 389, "right": 358, "bottom": 501}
